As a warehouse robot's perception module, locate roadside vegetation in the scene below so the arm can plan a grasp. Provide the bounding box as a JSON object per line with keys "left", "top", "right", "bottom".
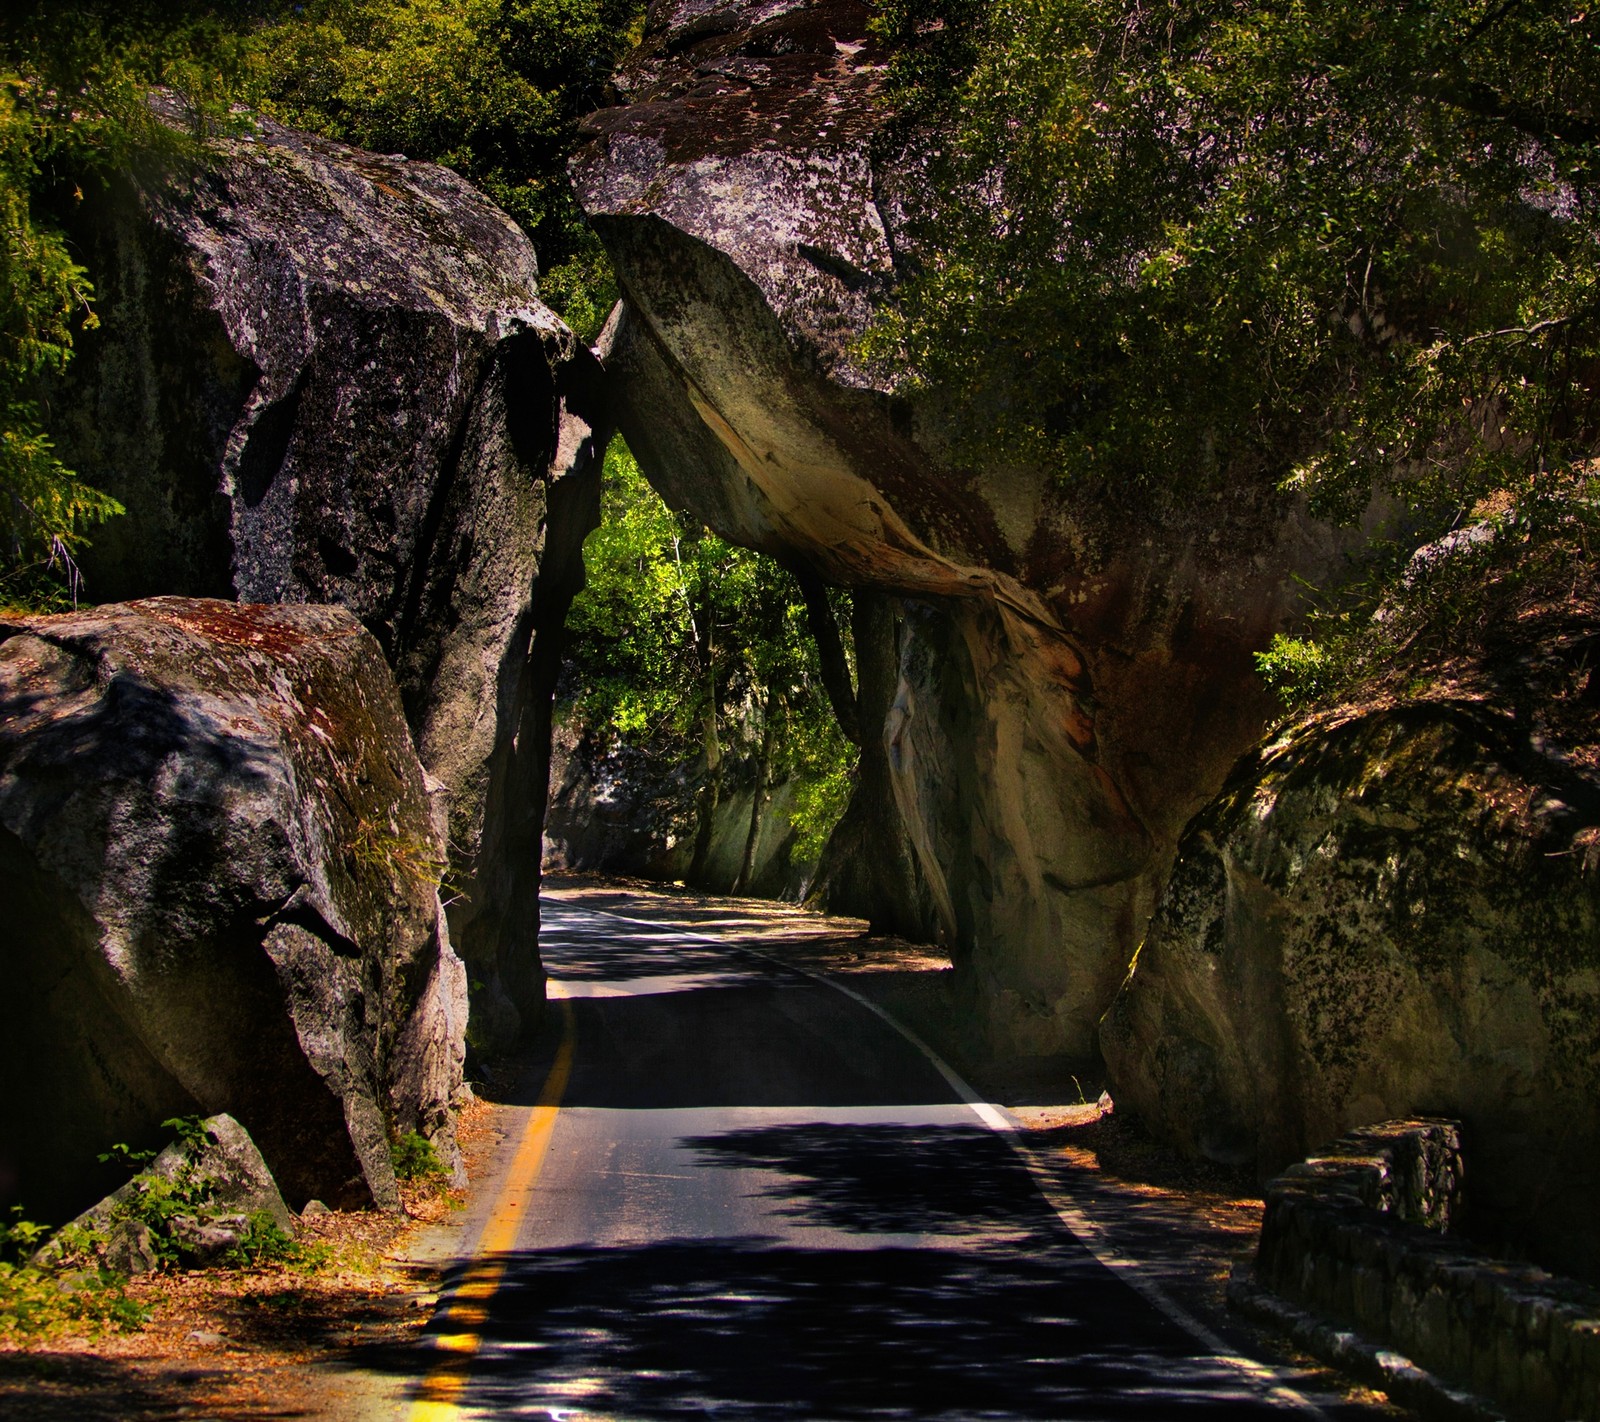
{"left": 561, "top": 438, "right": 858, "bottom": 885}
{"left": 869, "top": 0, "right": 1600, "bottom": 708}
{"left": 0, "top": 1102, "right": 482, "bottom": 1413}
{"left": 0, "top": 0, "right": 640, "bottom": 607}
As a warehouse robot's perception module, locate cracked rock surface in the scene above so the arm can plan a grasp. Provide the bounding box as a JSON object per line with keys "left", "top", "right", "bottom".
{"left": 54, "top": 115, "right": 607, "bottom": 1047}
{"left": 0, "top": 599, "right": 464, "bottom": 1218}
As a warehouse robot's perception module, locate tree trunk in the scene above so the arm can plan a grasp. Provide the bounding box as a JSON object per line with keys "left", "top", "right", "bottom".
{"left": 793, "top": 567, "right": 858, "bottom": 743}
{"left": 733, "top": 686, "right": 779, "bottom": 895}
{"left": 687, "top": 581, "right": 721, "bottom": 885}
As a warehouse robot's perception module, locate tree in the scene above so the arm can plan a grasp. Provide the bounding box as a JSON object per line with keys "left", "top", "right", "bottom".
{"left": 0, "top": 1, "right": 252, "bottom": 600}
{"left": 868, "top": 1, "right": 1600, "bottom": 700}
{"left": 562, "top": 438, "right": 857, "bottom": 879}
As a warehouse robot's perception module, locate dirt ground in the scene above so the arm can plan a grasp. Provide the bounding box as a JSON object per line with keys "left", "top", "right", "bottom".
{"left": 1, "top": 873, "right": 1405, "bottom": 1418}
{"left": 0, "top": 1098, "right": 503, "bottom": 1421}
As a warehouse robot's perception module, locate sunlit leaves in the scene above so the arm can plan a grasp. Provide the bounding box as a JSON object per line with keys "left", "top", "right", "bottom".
{"left": 564, "top": 438, "right": 857, "bottom": 853}
{"left": 871, "top": 0, "right": 1600, "bottom": 520}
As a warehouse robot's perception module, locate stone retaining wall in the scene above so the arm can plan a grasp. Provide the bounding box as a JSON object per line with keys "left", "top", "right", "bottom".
{"left": 1239, "top": 1119, "right": 1600, "bottom": 1420}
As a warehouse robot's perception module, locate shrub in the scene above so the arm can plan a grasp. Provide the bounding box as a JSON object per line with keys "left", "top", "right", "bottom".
{"left": 391, "top": 1130, "right": 449, "bottom": 1181}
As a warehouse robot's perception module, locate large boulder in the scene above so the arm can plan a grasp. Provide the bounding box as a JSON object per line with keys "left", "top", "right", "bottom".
{"left": 1100, "top": 669, "right": 1600, "bottom": 1277}
{"left": 53, "top": 113, "right": 607, "bottom": 1047}
{"left": 573, "top": 0, "right": 1355, "bottom": 1053}
{"left": 0, "top": 598, "right": 465, "bottom": 1218}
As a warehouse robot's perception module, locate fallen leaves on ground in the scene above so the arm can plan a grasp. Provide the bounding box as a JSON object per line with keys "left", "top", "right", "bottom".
{"left": 0, "top": 1095, "right": 498, "bottom": 1421}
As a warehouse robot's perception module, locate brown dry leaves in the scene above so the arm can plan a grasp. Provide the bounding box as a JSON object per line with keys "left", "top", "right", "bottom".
{"left": 0, "top": 1095, "right": 498, "bottom": 1421}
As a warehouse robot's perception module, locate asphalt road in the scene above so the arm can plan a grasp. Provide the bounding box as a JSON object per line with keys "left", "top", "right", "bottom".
{"left": 411, "top": 900, "right": 1370, "bottom": 1421}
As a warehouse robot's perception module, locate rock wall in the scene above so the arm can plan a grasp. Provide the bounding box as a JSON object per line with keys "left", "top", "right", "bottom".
{"left": 1101, "top": 688, "right": 1600, "bottom": 1277}
{"left": 804, "top": 593, "right": 941, "bottom": 942}
{"left": 542, "top": 719, "right": 810, "bottom": 899}
{"left": 1233, "top": 1120, "right": 1600, "bottom": 1422}
{"left": 573, "top": 0, "right": 1356, "bottom": 1054}
{"left": 55, "top": 115, "right": 607, "bottom": 1047}
{"left": 0, "top": 600, "right": 463, "bottom": 1218}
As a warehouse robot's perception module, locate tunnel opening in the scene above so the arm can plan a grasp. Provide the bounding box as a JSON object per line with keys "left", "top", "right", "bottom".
{"left": 544, "top": 431, "right": 869, "bottom": 910}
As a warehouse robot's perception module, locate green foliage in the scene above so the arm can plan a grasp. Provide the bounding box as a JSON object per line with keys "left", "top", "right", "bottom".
{"left": 224, "top": 1209, "right": 319, "bottom": 1268}
{"left": 0, "top": 1207, "right": 148, "bottom": 1337}
{"left": 243, "top": 0, "right": 641, "bottom": 337}
{"left": 0, "top": 3, "right": 263, "bottom": 600}
{"left": 1258, "top": 468, "right": 1600, "bottom": 708}
{"left": 869, "top": 0, "right": 1600, "bottom": 523}
{"left": 0, "top": 1259, "right": 149, "bottom": 1337}
{"left": 870, "top": 0, "right": 1600, "bottom": 706}
{"left": 1254, "top": 633, "right": 1344, "bottom": 710}
{"left": 0, "top": 1207, "right": 49, "bottom": 1261}
{"left": 62, "top": 1113, "right": 319, "bottom": 1272}
{"left": 93, "top": 1117, "right": 220, "bottom": 1269}
{"left": 564, "top": 437, "right": 859, "bottom": 861}
{"left": 787, "top": 756, "right": 854, "bottom": 865}
{"left": 391, "top": 1129, "right": 449, "bottom": 1181}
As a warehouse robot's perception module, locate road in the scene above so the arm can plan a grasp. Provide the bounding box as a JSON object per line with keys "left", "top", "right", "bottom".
{"left": 406, "top": 898, "right": 1379, "bottom": 1421}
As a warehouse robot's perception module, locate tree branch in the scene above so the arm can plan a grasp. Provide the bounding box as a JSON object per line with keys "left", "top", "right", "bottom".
{"left": 1423, "top": 74, "right": 1600, "bottom": 150}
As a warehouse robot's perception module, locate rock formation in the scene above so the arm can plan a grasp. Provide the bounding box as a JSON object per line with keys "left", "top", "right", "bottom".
{"left": 573, "top": 0, "right": 1354, "bottom": 1054}
{"left": 53, "top": 113, "right": 607, "bottom": 1046}
{"left": 1101, "top": 584, "right": 1600, "bottom": 1277}
{"left": 543, "top": 719, "right": 810, "bottom": 898}
{"left": 0, "top": 598, "right": 463, "bottom": 1218}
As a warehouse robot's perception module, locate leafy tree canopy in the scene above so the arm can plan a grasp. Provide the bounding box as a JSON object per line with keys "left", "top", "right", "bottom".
{"left": 870, "top": 0, "right": 1600, "bottom": 517}
{"left": 564, "top": 439, "right": 856, "bottom": 864}
{"left": 869, "top": 0, "right": 1600, "bottom": 705}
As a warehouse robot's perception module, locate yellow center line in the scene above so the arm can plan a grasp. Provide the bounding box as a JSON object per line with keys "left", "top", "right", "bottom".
{"left": 408, "top": 997, "right": 577, "bottom": 1421}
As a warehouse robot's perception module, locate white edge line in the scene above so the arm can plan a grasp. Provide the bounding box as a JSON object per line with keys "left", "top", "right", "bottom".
{"left": 548, "top": 901, "right": 1330, "bottom": 1418}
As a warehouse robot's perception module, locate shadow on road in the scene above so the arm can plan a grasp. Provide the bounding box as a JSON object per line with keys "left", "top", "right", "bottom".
{"left": 683, "top": 1119, "right": 1055, "bottom": 1239}
{"left": 430, "top": 1235, "right": 1280, "bottom": 1419}
{"left": 422, "top": 904, "right": 1368, "bottom": 1419}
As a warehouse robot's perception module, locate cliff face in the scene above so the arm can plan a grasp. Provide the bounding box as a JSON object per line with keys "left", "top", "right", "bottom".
{"left": 573, "top": 0, "right": 1354, "bottom": 1054}
{"left": 1101, "top": 566, "right": 1600, "bottom": 1278}
{"left": 54, "top": 117, "right": 608, "bottom": 1046}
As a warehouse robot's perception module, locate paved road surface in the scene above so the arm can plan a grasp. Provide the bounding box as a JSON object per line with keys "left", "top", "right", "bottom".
{"left": 409, "top": 900, "right": 1380, "bottom": 1421}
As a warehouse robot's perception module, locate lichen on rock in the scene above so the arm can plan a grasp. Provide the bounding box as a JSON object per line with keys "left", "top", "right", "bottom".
{"left": 1101, "top": 601, "right": 1600, "bottom": 1276}
{"left": 0, "top": 598, "right": 464, "bottom": 1219}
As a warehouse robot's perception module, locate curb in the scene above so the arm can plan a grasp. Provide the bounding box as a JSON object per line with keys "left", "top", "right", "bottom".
{"left": 1227, "top": 1266, "right": 1506, "bottom": 1422}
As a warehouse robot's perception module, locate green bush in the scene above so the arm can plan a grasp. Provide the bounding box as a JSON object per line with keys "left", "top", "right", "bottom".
{"left": 391, "top": 1130, "right": 449, "bottom": 1182}
{"left": 562, "top": 437, "right": 859, "bottom": 867}
{"left": 225, "top": 1209, "right": 324, "bottom": 1269}
{"left": 0, "top": 1207, "right": 148, "bottom": 1337}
